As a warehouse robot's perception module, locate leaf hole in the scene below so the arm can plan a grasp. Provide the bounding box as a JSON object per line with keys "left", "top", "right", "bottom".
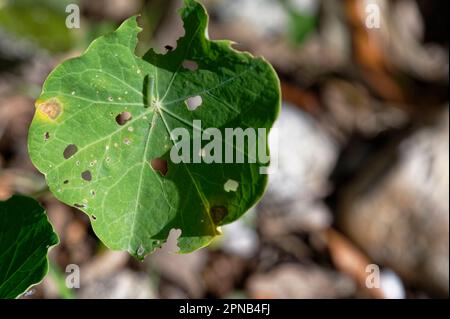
{"left": 115, "top": 111, "right": 132, "bottom": 125}
{"left": 74, "top": 203, "right": 86, "bottom": 209}
{"left": 63, "top": 180, "right": 69, "bottom": 184}
{"left": 165, "top": 45, "right": 174, "bottom": 52}
{"left": 185, "top": 96, "right": 202, "bottom": 111}
{"left": 81, "top": 170, "right": 92, "bottom": 181}
{"left": 150, "top": 158, "right": 168, "bottom": 176}
{"left": 224, "top": 179, "right": 239, "bottom": 192}
{"left": 91, "top": 215, "right": 97, "bottom": 220}
{"left": 137, "top": 244, "right": 145, "bottom": 257}
{"left": 44, "top": 132, "right": 50, "bottom": 141}
{"left": 63, "top": 144, "right": 78, "bottom": 159}
{"left": 160, "top": 228, "right": 182, "bottom": 253}
{"left": 182, "top": 60, "right": 198, "bottom": 71}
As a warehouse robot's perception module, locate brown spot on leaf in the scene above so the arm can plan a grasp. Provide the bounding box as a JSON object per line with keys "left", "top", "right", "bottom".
{"left": 115, "top": 112, "right": 132, "bottom": 125}
{"left": 211, "top": 206, "right": 228, "bottom": 225}
{"left": 63, "top": 144, "right": 78, "bottom": 159}
{"left": 150, "top": 158, "right": 168, "bottom": 176}
{"left": 81, "top": 170, "right": 92, "bottom": 181}
{"left": 37, "top": 98, "right": 62, "bottom": 120}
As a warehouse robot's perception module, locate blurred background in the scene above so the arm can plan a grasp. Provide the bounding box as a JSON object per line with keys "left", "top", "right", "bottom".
{"left": 0, "top": 0, "right": 448, "bottom": 299}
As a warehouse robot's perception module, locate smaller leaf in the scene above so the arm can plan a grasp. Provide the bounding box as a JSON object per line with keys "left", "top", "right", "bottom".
{"left": 0, "top": 195, "right": 59, "bottom": 299}
{"left": 0, "top": 0, "right": 77, "bottom": 52}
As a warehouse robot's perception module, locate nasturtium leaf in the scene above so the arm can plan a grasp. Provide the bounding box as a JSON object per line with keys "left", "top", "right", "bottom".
{"left": 0, "top": 195, "right": 59, "bottom": 299}
{"left": 28, "top": 0, "right": 280, "bottom": 259}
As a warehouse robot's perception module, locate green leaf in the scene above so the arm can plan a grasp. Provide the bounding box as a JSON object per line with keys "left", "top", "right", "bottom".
{"left": 0, "top": 0, "right": 77, "bottom": 52}
{"left": 281, "top": 0, "right": 317, "bottom": 45}
{"left": 0, "top": 195, "right": 59, "bottom": 299}
{"left": 287, "top": 12, "right": 317, "bottom": 45}
{"left": 28, "top": 0, "right": 280, "bottom": 259}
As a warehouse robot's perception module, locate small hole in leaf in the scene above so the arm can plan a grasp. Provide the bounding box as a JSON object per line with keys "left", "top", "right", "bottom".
{"left": 74, "top": 203, "right": 86, "bottom": 209}
{"left": 224, "top": 179, "right": 239, "bottom": 192}
{"left": 115, "top": 112, "right": 132, "bottom": 125}
{"left": 137, "top": 244, "right": 145, "bottom": 257}
{"left": 165, "top": 45, "right": 174, "bottom": 51}
{"left": 63, "top": 180, "right": 69, "bottom": 184}
{"left": 81, "top": 170, "right": 92, "bottom": 181}
{"left": 44, "top": 132, "right": 50, "bottom": 141}
{"left": 185, "top": 96, "right": 202, "bottom": 111}
{"left": 150, "top": 158, "right": 168, "bottom": 176}
{"left": 182, "top": 60, "right": 198, "bottom": 71}
{"left": 161, "top": 229, "right": 182, "bottom": 253}
{"left": 63, "top": 144, "right": 78, "bottom": 159}
{"left": 91, "top": 215, "right": 97, "bottom": 220}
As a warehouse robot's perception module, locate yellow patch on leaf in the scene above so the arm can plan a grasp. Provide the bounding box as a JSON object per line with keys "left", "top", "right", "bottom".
{"left": 35, "top": 98, "right": 62, "bottom": 121}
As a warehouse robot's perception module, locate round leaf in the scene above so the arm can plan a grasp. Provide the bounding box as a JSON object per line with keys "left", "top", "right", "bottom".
{"left": 28, "top": 0, "right": 280, "bottom": 259}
